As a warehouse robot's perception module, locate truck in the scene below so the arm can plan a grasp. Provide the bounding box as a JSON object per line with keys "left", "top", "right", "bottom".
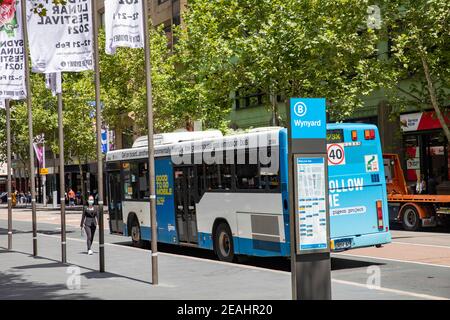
{"left": 383, "top": 153, "right": 450, "bottom": 231}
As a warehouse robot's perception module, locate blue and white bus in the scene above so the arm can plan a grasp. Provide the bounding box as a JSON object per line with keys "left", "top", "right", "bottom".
{"left": 106, "top": 124, "right": 391, "bottom": 262}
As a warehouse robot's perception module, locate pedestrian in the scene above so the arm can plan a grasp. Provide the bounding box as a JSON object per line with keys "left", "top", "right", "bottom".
{"left": 76, "top": 190, "right": 81, "bottom": 205}
{"left": 68, "top": 188, "right": 75, "bottom": 207}
{"left": 80, "top": 195, "right": 98, "bottom": 255}
{"left": 415, "top": 174, "right": 426, "bottom": 194}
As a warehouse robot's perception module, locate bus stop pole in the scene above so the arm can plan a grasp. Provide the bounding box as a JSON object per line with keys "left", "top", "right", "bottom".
{"left": 6, "top": 99, "right": 13, "bottom": 250}
{"left": 142, "top": 0, "right": 159, "bottom": 285}
{"left": 91, "top": 0, "right": 105, "bottom": 273}
{"left": 287, "top": 98, "right": 331, "bottom": 300}
{"left": 21, "top": 0, "right": 38, "bottom": 257}
{"left": 57, "top": 91, "right": 67, "bottom": 264}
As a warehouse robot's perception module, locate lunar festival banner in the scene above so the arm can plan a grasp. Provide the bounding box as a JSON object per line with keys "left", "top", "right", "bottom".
{"left": 0, "top": 0, "right": 26, "bottom": 100}
{"left": 104, "top": 0, "right": 144, "bottom": 55}
{"left": 27, "top": 0, "right": 93, "bottom": 73}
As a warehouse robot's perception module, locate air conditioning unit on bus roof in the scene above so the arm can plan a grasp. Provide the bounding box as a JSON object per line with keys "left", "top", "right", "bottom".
{"left": 247, "top": 126, "right": 284, "bottom": 133}
{"left": 132, "top": 130, "right": 223, "bottom": 148}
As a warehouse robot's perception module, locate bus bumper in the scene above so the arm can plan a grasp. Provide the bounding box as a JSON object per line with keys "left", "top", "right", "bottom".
{"left": 331, "top": 231, "right": 392, "bottom": 252}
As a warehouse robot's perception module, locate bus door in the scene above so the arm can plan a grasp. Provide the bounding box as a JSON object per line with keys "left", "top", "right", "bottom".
{"left": 108, "top": 171, "right": 124, "bottom": 234}
{"left": 174, "top": 167, "right": 198, "bottom": 244}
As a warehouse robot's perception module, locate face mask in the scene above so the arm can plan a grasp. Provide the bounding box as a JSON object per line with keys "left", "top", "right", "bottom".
{"left": 88, "top": 200, "right": 94, "bottom": 205}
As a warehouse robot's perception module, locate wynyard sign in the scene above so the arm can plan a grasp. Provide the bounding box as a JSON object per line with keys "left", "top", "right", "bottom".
{"left": 290, "top": 98, "right": 326, "bottom": 140}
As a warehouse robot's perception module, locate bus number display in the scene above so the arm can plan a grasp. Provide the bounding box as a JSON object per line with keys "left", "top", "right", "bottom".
{"left": 326, "top": 129, "right": 344, "bottom": 143}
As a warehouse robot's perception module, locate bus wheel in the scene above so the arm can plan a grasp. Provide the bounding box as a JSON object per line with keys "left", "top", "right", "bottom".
{"left": 401, "top": 205, "right": 420, "bottom": 231}
{"left": 214, "top": 223, "right": 235, "bottom": 263}
{"left": 131, "top": 218, "right": 144, "bottom": 248}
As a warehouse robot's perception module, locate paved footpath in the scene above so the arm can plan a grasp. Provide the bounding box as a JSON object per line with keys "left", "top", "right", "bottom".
{"left": 0, "top": 210, "right": 447, "bottom": 300}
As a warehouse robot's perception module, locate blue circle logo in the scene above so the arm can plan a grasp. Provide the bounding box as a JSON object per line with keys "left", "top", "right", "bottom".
{"left": 294, "top": 102, "right": 307, "bottom": 117}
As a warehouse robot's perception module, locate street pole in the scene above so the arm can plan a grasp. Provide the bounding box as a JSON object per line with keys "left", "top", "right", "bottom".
{"left": 43, "top": 135, "right": 47, "bottom": 206}
{"left": 21, "top": 0, "right": 38, "bottom": 257}
{"left": 142, "top": 0, "right": 159, "bottom": 285}
{"left": 57, "top": 91, "right": 67, "bottom": 264}
{"left": 91, "top": 0, "right": 105, "bottom": 272}
{"left": 6, "top": 99, "right": 13, "bottom": 250}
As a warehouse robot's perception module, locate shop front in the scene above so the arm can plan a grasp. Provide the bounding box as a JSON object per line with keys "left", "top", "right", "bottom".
{"left": 401, "top": 111, "right": 450, "bottom": 194}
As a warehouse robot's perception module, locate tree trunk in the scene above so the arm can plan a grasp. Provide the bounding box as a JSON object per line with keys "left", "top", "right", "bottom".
{"left": 78, "top": 159, "right": 86, "bottom": 206}
{"left": 421, "top": 53, "right": 450, "bottom": 145}
{"left": 270, "top": 91, "right": 280, "bottom": 126}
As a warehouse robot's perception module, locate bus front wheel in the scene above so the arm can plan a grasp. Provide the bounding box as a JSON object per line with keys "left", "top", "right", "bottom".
{"left": 401, "top": 205, "right": 421, "bottom": 231}
{"left": 131, "top": 218, "right": 144, "bottom": 248}
{"left": 214, "top": 222, "right": 235, "bottom": 263}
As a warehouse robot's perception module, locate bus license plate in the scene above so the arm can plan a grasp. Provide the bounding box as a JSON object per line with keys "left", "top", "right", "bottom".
{"left": 334, "top": 239, "right": 352, "bottom": 250}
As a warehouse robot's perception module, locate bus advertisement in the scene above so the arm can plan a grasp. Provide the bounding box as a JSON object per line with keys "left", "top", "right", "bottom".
{"left": 105, "top": 124, "right": 391, "bottom": 262}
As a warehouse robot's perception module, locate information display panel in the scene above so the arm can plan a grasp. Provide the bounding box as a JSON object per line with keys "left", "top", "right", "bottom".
{"left": 293, "top": 154, "right": 329, "bottom": 255}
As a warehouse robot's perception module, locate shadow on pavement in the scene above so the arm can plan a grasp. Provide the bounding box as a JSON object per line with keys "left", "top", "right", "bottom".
{"left": 0, "top": 228, "right": 74, "bottom": 236}
{"left": 0, "top": 271, "right": 93, "bottom": 300}
{"left": 13, "top": 262, "right": 65, "bottom": 270}
{"left": 0, "top": 247, "right": 153, "bottom": 286}
{"left": 113, "top": 241, "right": 384, "bottom": 272}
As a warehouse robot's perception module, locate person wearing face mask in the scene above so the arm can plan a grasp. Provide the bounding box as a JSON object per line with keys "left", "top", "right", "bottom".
{"left": 80, "top": 195, "right": 98, "bottom": 255}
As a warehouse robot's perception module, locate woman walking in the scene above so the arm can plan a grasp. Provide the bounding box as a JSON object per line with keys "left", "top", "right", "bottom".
{"left": 80, "top": 195, "right": 98, "bottom": 255}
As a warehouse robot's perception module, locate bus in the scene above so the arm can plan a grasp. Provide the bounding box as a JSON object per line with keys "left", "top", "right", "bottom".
{"left": 106, "top": 124, "right": 391, "bottom": 262}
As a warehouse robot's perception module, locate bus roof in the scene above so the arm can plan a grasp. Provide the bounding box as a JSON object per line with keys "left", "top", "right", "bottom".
{"left": 106, "top": 123, "right": 378, "bottom": 162}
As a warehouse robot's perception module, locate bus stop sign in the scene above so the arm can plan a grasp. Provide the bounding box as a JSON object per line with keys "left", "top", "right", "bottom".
{"left": 288, "top": 97, "right": 331, "bottom": 300}
{"left": 290, "top": 98, "right": 326, "bottom": 140}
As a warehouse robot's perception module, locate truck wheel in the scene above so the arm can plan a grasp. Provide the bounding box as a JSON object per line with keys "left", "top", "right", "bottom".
{"left": 214, "top": 222, "right": 235, "bottom": 262}
{"left": 401, "top": 205, "right": 420, "bottom": 231}
{"left": 131, "top": 218, "right": 144, "bottom": 248}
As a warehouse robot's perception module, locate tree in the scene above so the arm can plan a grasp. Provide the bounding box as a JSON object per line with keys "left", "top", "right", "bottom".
{"left": 382, "top": 0, "right": 450, "bottom": 142}
{"left": 174, "top": 0, "right": 394, "bottom": 127}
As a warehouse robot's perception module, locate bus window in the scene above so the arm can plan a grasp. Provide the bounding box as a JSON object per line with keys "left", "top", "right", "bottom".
{"left": 139, "top": 161, "right": 149, "bottom": 199}
{"left": 219, "top": 164, "right": 233, "bottom": 190}
{"left": 123, "top": 162, "right": 139, "bottom": 200}
{"left": 236, "top": 164, "right": 260, "bottom": 189}
{"left": 206, "top": 165, "right": 220, "bottom": 190}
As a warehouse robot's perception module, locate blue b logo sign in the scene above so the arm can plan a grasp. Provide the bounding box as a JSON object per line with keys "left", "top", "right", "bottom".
{"left": 294, "top": 101, "right": 307, "bottom": 117}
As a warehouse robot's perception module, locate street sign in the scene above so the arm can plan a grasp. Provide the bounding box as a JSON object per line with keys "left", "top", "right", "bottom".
{"left": 288, "top": 97, "right": 331, "bottom": 300}
{"left": 290, "top": 98, "right": 326, "bottom": 140}
{"left": 39, "top": 168, "right": 49, "bottom": 175}
{"left": 327, "top": 143, "right": 346, "bottom": 166}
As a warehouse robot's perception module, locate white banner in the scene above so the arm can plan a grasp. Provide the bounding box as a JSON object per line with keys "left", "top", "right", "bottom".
{"left": 0, "top": 0, "right": 26, "bottom": 100}
{"left": 45, "top": 72, "right": 62, "bottom": 96}
{"left": 104, "top": 0, "right": 144, "bottom": 55}
{"left": 27, "top": 0, "right": 93, "bottom": 73}
{"left": 0, "top": 98, "right": 5, "bottom": 109}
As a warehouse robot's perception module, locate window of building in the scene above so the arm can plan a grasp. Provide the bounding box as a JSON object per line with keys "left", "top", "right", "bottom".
{"left": 235, "top": 90, "right": 265, "bottom": 110}
{"left": 122, "top": 127, "right": 134, "bottom": 149}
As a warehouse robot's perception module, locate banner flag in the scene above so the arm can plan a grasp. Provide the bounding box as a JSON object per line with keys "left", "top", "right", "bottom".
{"left": 45, "top": 72, "right": 62, "bottom": 96}
{"left": 0, "top": 0, "right": 26, "bottom": 100}
{"left": 33, "top": 142, "right": 43, "bottom": 166}
{"left": 104, "top": 0, "right": 144, "bottom": 55}
{"left": 27, "top": 0, "right": 93, "bottom": 73}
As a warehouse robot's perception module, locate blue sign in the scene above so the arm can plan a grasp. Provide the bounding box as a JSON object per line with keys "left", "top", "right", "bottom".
{"left": 290, "top": 98, "right": 326, "bottom": 139}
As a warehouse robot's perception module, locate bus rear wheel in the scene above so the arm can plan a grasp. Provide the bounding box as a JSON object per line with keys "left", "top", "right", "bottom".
{"left": 214, "top": 222, "right": 235, "bottom": 263}
{"left": 131, "top": 218, "right": 144, "bottom": 248}
{"left": 401, "top": 205, "right": 421, "bottom": 231}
